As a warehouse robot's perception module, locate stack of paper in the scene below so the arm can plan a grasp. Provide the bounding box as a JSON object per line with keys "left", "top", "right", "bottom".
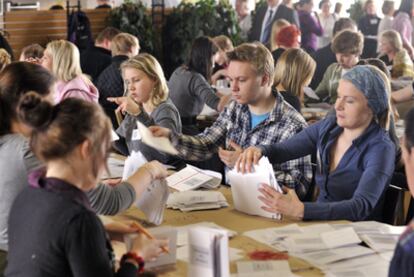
{"left": 227, "top": 157, "right": 282, "bottom": 219}
{"left": 167, "top": 190, "right": 228, "bottom": 212}
{"left": 235, "top": 261, "right": 297, "bottom": 277}
{"left": 166, "top": 164, "right": 222, "bottom": 191}
{"left": 177, "top": 246, "right": 243, "bottom": 262}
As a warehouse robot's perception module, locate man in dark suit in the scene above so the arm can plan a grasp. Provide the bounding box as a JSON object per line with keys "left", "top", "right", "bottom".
{"left": 248, "top": 0, "right": 299, "bottom": 46}
{"left": 309, "top": 18, "right": 357, "bottom": 89}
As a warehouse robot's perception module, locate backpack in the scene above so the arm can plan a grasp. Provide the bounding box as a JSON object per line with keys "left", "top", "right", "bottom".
{"left": 67, "top": 11, "right": 93, "bottom": 52}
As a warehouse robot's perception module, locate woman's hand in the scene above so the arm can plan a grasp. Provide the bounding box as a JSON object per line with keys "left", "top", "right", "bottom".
{"left": 148, "top": 126, "right": 171, "bottom": 138}
{"left": 107, "top": 96, "right": 141, "bottom": 116}
{"left": 131, "top": 234, "right": 169, "bottom": 261}
{"left": 218, "top": 140, "right": 243, "bottom": 168}
{"left": 142, "top": 161, "right": 168, "bottom": 181}
{"left": 236, "top": 146, "right": 263, "bottom": 173}
{"left": 258, "top": 184, "right": 304, "bottom": 220}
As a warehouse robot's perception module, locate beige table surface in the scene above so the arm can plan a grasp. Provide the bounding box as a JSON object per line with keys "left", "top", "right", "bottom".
{"left": 109, "top": 185, "right": 349, "bottom": 276}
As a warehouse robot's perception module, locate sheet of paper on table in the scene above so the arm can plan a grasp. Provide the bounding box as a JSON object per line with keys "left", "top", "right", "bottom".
{"left": 177, "top": 245, "right": 243, "bottom": 262}
{"left": 227, "top": 157, "right": 282, "bottom": 219}
{"left": 235, "top": 261, "right": 297, "bottom": 277}
{"left": 137, "top": 120, "right": 179, "bottom": 155}
{"left": 166, "top": 164, "right": 222, "bottom": 191}
{"left": 167, "top": 190, "right": 228, "bottom": 212}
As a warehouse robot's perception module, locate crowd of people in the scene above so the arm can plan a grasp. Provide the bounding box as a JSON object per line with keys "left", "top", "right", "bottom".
{"left": 0, "top": 0, "right": 414, "bottom": 276}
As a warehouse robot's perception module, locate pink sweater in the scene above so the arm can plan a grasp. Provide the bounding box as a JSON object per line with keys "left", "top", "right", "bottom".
{"left": 55, "top": 76, "right": 99, "bottom": 104}
{"left": 392, "top": 12, "right": 413, "bottom": 51}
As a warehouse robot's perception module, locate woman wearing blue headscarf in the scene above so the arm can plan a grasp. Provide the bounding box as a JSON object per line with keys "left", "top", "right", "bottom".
{"left": 236, "top": 65, "right": 396, "bottom": 221}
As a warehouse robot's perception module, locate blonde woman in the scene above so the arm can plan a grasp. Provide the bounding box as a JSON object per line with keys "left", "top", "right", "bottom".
{"left": 270, "top": 19, "right": 290, "bottom": 51}
{"left": 108, "top": 53, "right": 183, "bottom": 166}
{"left": 378, "top": 30, "right": 414, "bottom": 79}
{"left": 0, "top": 49, "right": 11, "bottom": 72}
{"left": 41, "top": 40, "right": 98, "bottom": 103}
{"left": 274, "top": 48, "right": 316, "bottom": 112}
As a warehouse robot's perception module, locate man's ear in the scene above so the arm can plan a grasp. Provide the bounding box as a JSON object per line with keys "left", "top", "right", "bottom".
{"left": 261, "top": 73, "right": 272, "bottom": 87}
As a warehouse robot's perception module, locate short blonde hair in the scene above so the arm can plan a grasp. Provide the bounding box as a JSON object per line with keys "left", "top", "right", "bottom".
{"left": 121, "top": 53, "right": 168, "bottom": 107}
{"left": 111, "top": 33, "right": 139, "bottom": 56}
{"left": 45, "top": 40, "right": 84, "bottom": 82}
{"left": 270, "top": 19, "right": 290, "bottom": 51}
{"left": 213, "top": 35, "right": 234, "bottom": 52}
{"left": 274, "top": 48, "right": 316, "bottom": 101}
{"left": 227, "top": 43, "right": 275, "bottom": 83}
{"left": 0, "top": 49, "right": 11, "bottom": 71}
{"left": 380, "top": 30, "right": 403, "bottom": 52}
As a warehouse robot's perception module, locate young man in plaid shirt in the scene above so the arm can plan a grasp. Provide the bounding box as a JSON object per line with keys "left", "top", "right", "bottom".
{"left": 151, "top": 43, "right": 312, "bottom": 198}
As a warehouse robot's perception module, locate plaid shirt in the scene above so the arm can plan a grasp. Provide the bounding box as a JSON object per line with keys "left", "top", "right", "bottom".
{"left": 170, "top": 91, "right": 312, "bottom": 194}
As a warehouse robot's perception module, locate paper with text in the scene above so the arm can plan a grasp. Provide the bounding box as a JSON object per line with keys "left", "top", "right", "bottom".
{"left": 137, "top": 121, "right": 179, "bottom": 155}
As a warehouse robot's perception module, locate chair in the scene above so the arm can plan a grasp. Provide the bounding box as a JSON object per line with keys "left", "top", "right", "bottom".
{"left": 382, "top": 184, "right": 406, "bottom": 226}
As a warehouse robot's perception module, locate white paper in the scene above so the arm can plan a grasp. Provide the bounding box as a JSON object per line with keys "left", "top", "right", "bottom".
{"left": 111, "top": 129, "right": 119, "bottom": 141}
{"left": 137, "top": 121, "right": 179, "bottom": 155}
{"left": 321, "top": 227, "right": 361, "bottom": 249}
{"left": 176, "top": 222, "right": 237, "bottom": 247}
{"left": 167, "top": 190, "right": 228, "bottom": 212}
{"left": 303, "top": 87, "right": 319, "bottom": 100}
{"left": 166, "top": 164, "right": 222, "bottom": 191}
{"left": 360, "top": 233, "right": 399, "bottom": 252}
{"left": 101, "top": 154, "right": 125, "bottom": 179}
{"left": 236, "top": 261, "right": 293, "bottom": 276}
{"left": 135, "top": 179, "right": 169, "bottom": 225}
{"left": 228, "top": 157, "right": 282, "bottom": 219}
{"left": 177, "top": 246, "right": 243, "bottom": 262}
{"left": 122, "top": 151, "right": 147, "bottom": 180}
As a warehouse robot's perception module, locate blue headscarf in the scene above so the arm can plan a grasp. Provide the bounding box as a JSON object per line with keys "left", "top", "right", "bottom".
{"left": 342, "top": 65, "right": 389, "bottom": 116}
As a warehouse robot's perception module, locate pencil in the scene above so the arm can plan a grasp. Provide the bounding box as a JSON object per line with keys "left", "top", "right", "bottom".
{"left": 131, "top": 222, "right": 170, "bottom": 254}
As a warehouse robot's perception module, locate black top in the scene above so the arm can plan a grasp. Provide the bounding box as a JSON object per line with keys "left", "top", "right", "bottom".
{"left": 379, "top": 54, "right": 392, "bottom": 66}
{"left": 358, "top": 14, "right": 380, "bottom": 36}
{"left": 280, "top": 90, "right": 301, "bottom": 113}
{"left": 6, "top": 169, "right": 137, "bottom": 277}
{"left": 272, "top": 48, "right": 286, "bottom": 66}
{"left": 80, "top": 46, "right": 112, "bottom": 84}
{"left": 310, "top": 43, "right": 336, "bottom": 89}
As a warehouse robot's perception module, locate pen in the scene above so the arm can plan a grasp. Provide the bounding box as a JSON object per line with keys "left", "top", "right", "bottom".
{"left": 131, "top": 222, "right": 170, "bottom": 254}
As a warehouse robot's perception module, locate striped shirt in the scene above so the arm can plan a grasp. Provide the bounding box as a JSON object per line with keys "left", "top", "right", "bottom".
{"left": 170, "top": 91, "right": 312, "bottom": 196}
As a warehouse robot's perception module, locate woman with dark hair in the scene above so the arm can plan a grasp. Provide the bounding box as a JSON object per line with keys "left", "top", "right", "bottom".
{"left": 297, "top": 0, "right": 323, "bottom": 53}
{"left": 392, "top": 0, "right": 414, "bottom": 58}
{"left": 5, "top": 96, "right": 167, "bottom": 276}
{"left": 168, "top": 36, "right": 230, "bottom": 135}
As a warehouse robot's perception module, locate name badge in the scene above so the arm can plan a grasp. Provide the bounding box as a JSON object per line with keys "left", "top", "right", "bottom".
{"left": 370, "top": 19, "right": 378, "bottom": 25}
{"left": 132, "top": 129, "right": 141, "bottom": 141}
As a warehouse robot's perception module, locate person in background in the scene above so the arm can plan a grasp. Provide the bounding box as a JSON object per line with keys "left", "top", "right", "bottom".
{"left": 392, "top": 0, "right": 414, "bottom": 58}
{"left": 108, "top": 53, "right": 183, "bottom": 167}
{"left": 96, "top": 33, "right": 140, "bottom": 128}
{"left": 333, "top": 2, "right": 342, "bottom": 17}
{"left": 389, "top": 107, "right": 414, "bottom": 277}
{"left": 152, "top": 43, "right": 312, "bottom": 200}
{"left": 314, "top": 29, "right": 364, "bottom": 104}
{"left": 248, "top": 0, "right": 300, "bottom": 46}
{"left": 297, "top": 0, "right": 323, "bottom": 53}
{"left": 310, "top": 18, "right": 357, "bottom": 89}
{"left": 271, "top": 24, "right": 301, "bottom": 65}
{"left": 19, "top": 43, "right": 44, "bottom": 64}
{"left": 0, "top": 32, "right": 13, "bottom": 61}
{"left": 269, "top": 18, "right": 290, "bottom": 51}
{"left": 317, "top": 0, "right": 336, "bottom": 49}
{"left": 235, "top": 0, "right": 252, "bottom": 40}
{"left": 0, "top": 49, "right": 11, "bottom": 72}
{"left": 211, "top": 35, "right": 234, "bottom": 85}
{"left": 5, "top": 96, "right": 167, "bottom": 276}
{"left": 168, "top": 36, "right": 230, "bottom": 136}
{"left": 391, "top": 81, "right": 414, "bottom": 104}
{"left": 41, "top": 40, "right": 99, "bottom": 103}
{"left": 237, "top": 65, "right": 395, "bottom": 222}
{"left": 96, "top": 0, "right": 112, "bottom": 9}
{"left": 273, "top": 48, "right": 316, "bottom": 112}
{"left": 378, "top": 1, "right": 395, "bottom": 37}
{"left": 358, "top": 0, "right": 380, "bottom": 37}
{"left": 378, "top": 30, "right": 414, "bottom": 79}
{"left": 81, "top": 27, "right": 121, "bottom": 83}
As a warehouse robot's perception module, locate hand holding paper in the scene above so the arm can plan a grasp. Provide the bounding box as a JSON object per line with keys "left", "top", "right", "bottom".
{"left": 137, "top": 122, "right": 178, "bottom": 155}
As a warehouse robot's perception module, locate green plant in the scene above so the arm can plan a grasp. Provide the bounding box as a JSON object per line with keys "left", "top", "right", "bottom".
{"left": 107, "top": 1, "right": 154, "bottom": 54}
{"left": 347, "top": 0, "right": 364, "bottom": 23}
{"left": 162, "top": 0, "right": 241, "bottom": 77}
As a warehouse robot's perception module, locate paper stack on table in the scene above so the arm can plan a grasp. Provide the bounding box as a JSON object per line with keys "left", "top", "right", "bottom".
{"left": 167, "top": 190, "right": 228, "bottom": 212}
{"left": 176, "top": 222, "right": 237, "bottom": 247}
{"left": 227, "top": 157, "right": 282, "bottom": 219}
{"left": 166, "top": 164, "right": 222, "bottom": 191}
{"left": 234, "top": 261, "right": 298, "bottom": 277}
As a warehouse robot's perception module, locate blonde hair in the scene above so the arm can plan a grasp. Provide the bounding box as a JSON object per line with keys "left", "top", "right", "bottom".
{"left": 270, "top": 19, "right": 290, "bottom": 51}
{"left": 213, "top": 35, "right": 234, "bottom": 52}
{"left": 380, "top": 30, "right": 403, "bottom": 52}
{"left": 111, "top": 33, "right": 139, "bottom": 56}
{"left": 45, "top": 40, "right": 86, "bottom": 83}
{"left": 0, "top": 49, "right": 11, "bottom": 71}
{"left": 274, "top": 48, "right": 316, "bottom": 102}
{"left": 121, "top": 53, "right": 168, "bottom": 107}
{"left": 227, "top": 43, "right": 275, "bottom": 84}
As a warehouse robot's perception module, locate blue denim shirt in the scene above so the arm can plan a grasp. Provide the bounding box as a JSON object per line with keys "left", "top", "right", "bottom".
{"left": 261, "top": 115, "right": 395, "bottom": 221}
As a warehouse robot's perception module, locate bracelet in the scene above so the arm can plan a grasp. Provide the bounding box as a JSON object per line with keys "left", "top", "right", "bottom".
{"left": 120, "top": 251, "right": 145, "bottom": 273}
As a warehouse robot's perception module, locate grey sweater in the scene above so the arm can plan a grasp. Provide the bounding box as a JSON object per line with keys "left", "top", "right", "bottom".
{"left": 0, "top": 134, "right": 136, "bottom": 251}
{"left": 117, "top": 98, "right": 182, "bottom": 165}
{"left": 168, "top": 67, "right": 220, "bottom": 118}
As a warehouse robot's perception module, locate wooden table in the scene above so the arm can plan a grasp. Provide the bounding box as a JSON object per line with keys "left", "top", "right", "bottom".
{"left": 110, "top": 186, "right": 344, "bottom": 276}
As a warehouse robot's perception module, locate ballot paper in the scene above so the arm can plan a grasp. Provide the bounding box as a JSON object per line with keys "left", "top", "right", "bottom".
{"left": 111, "top": 129, "right": 120, "bottom": 141}
{"left": 188, "top": 226, "right": 230, "bottom": 277}
{"left": 325, "top": 261, "right": 390, "bottom": 277}
{"left": 124, "top": 226, "right": 177, "bottom": 269}
{"left": 177, "top": 246, "right": 243, "bottom": 262}
{"left": 166, "top": 164, "right": 222, "bottom": 191}
{"left": 101, "top": 154, "right": 125, "bottom": 179}
{"left": 167, "top": 190, "right": 228, "bottom": 212}
{"left": 122, "top": 151, "right": 147, "bottom": 180}
{"left": 303, "top": 87, "right": 319, "bottom": 100}
{"left": 227, "top": 157, "right": 282, "bottom": 219}
{"left": 360, "top": 233, "right": 399, "bottom": 252}
{"left": 137, "top": 121, "right": 179, "bottom": 155}
{"left": 176, "top": 222, "right": 237, "bottom": 247}
{"left": 236, "top": 261, "right": 295, "bottom": 277}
